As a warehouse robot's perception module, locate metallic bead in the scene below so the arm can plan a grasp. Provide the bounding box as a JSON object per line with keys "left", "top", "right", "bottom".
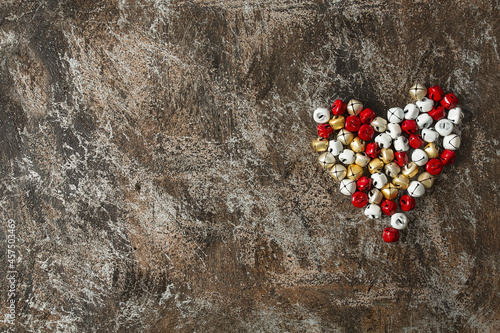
{"left": 416, "top": 113, "right": 433, "bottom": 129}
{"left": 416, "top": 97, "right": 434, "bottom": 112}
{"left": 379, "top": 148, "right": 394, "bottom": 164}
{"left": 391, "top": 213, "right": 409, "bottom": 230}
{"left": 368, "top": 188, "right": 383, "bottom": 205}
{"left": 384, "top": 161, "right": 401, "bottom": 178}
{"left": 409, "top": 83, "right": 427, "bottom": 100}
{"left": 371, "top": 172, "right": 388, "bottom": 189}
{"left": 328, "top": 139, "right": 343, "bottom": 156}
{"left": 392, "top": 174, "right": 410, "bottom": 190}
{"left": 443, "top": 134, "right": 461, "bottom": 150}
{"left": 424, "top": 142, "right": 439, "bottom": 159}
{"left": 404, "top": 103, "right": 419, "bottom": 120}
{"left": 329, "top": 164, "right": 347, "bottom": 181}
{"left": 339, "top": 179, "right": 357, "bottom": 196}
{"left": 346, "top": 99, "right": 363, "bottom": 116}
{"left": 318, "top": 152, "right": 335, "bottom": 169}
{"left": 402, "top": 162, "right": 419, "bottom": 178}
{"left": 386, "top": 123, "right": 402, "bottom": 140}
{"left": 338, "top": 149, "right": 356, "bottom": 165}
{"left": 313, "top": 107, "right": 330, "bottom": 123}
{"left": 337, "top": 129, "right": 354, "bottom": 145}
{"left": 368, "top": 158, "right": 384, "bottom": 174}
{"left": 435, "top": 119, "right": 454, "bottom": 136}
{"left": 364, "top": 203, "right": 382, "bottom": 219}
{"left": 393, "top": 136, "right": 410, "bottom": 152}
{"left": 375, "top": 133, "right": 392, "bottom": 149}
{"left": 346, "top": 164, "right": 364, "bottom": 181}
{"left": 407, "top": 181, "right": 425, "bottom": 198}
{"left": 448, "top": 106, "right": 464, "bottom": 125}
{"left": 370, "top": 117, "right": 387, "bottom": 132}
{"left": 421, "top": 128, "right": 439, "bottom": 143}
{"left": 418, "top": 171, "right": 435, "bottom": 189}
{"left": 381, "top": 183, "right": 398, "bottom": 200}
{"left": 355, "top": 152, "right": 371, "bottom": 168}
{"left": 411, "top": 149, "right": 429, "bottom": 166}
{"left": 329, "top": 115, "right": 345, "bottom": 130}
{"left": 350, "top": 137, "right": 366, "bottom": 153}
{"left": 387, "top": 107, "right": 404, "bottom": 123}
{"left": 312, "top": 137, "right": 329, "bottom": 152}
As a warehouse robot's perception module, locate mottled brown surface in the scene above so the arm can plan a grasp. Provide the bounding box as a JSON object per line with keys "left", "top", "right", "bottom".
{"left": 0, "top": 1, "right": 499, "bottom": 332}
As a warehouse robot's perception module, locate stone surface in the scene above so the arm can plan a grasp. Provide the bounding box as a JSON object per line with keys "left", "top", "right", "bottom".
{"left": 0, "top": 1, "right": 499, "bottom": 332}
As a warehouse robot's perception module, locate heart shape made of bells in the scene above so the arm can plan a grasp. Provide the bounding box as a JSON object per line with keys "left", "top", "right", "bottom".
{"left": 311, "top": 83, "right": 464, "bottom": 243}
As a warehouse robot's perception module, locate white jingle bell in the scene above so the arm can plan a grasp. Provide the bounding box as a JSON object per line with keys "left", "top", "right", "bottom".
{"left": 407, "top": 181, "right": 425, "bottom": 198}
{"left": 368, "top": 188, "right": 383, "bottom": 204}
{"left": 313, "top": 107, "right": 330, "bottom": 123}
{"left": 393, "top": 136, "right": 410, "bottom": 152}
{"left": 387, "top": 107, "right": 405, "bottom": 123}
{"left": 328, "top": 139, "right": 344, "bottom": 156}
{"left": 375, "top": 133, "right": 393, "bottom": 149}
{"left": 371, "top": 172, "right": 388, "bottom": 189}
{"left": 355, "top": 152, "right": 371, "bottom": 168}
{"left": 386, "top": 123, "right": 402, "bottom": 140}
{"left": 339, "top": 179, "right": 357, "bottom": 196}
{"left": 435, "top": 119, "right": 454, "bottom": 136}
{"left": 364, "top": 204, "right": 382, "bottom": 219}
{"left": 416, "top": 113, "right": 433, "bottom": 129}
{"left": 421, "top": 128, "right": 439, "bottom": 143}
{"left": 391, "top": 213, "right": 409, "bottom": 230}
{"left": 371, "top": 117, "right": 388, "bottom": 132}
{"left": 443, "top": 134, "right": 461, "bottom": 150}
{"left": 448, "top": 106, "right": 464, "bottom": 125}
{"left": 329, "top": 164, "right": 347, "bottom": 181}
{"left": 384, "top": 162, "right": 401, "bottom": 178}
{"left": 404, "top": 103, "right": 420, "bottom": 120}
{"left": 411, "top": 149, "right": 429, "bottom": 166}
{"left": 416, "top": 97, "right": 434, "bottom": 113}
{"left": 338, "top": 149, "right": 356, "bottom": 165}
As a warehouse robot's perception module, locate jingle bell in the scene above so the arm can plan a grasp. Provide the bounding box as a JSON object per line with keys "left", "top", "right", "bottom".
{"left": 425, "top": 158, "right": 444, "bottom": 176}
{"left": 383, "top": 227, "right": 400, "bottom": 243}
{"left": 358, "top": 124, "right": 375, "bottom": 141}
{"left": 416, "top": 97, "right": 434, "bottom": 113}
{"left": 409, "top": 134, "right": 424, "bottom": 149}
{"left": 386, "top": 123, "right": 402, "bottom": 140}
{"left": 328, "top": 139, "right": 344, "bottom": 156}
{"left": 381, "top": 183, "right": 398, "bottom": 200}
{"left": 409, "top": 83, "right": 427, "bottom": 100}
{"left": 391, "top": 213, "right": 408, "bottom": 230}
{"left": 442, "top": 134, "right": 461, "bottom": 150}
{"left": 381, "top": 199, "right": 397, "bottom": 216}
{"left": 416, "top": 113, "right": 433, "bottom": 129}
{"left": 401, "top": 162, "right": 419, "bottom": 178}
{"left": 329, "top": 115, "right": 346, "bottom": 130}
{"left": 392, "top": 174, "right": 410, "bottom": 190}
{"left": 338, "top": 149, "right": 356, "bottom": 165}
{"left": 318, "top": 123, "right": 334, "bottom": 138}
{"left": 313, "top": 108, "right": 330, "bottom": 123}
{"left": 435, "top": 119, "right": 454, "bottom": 136}
{"left": 339, "top": 179, "right": 357, "bottom": 196}
{"left": 411, "top": 149, "right": 429, "bottom": 166}
{"left": 384, "top": 161, "right": 401, "bottom": 178}
{"left": 371, "top": 172, "right": 388, "bottom": 189}
{"left": 352, "top": 191, "right": 369, "bottom": 208}
{"left": 427, "top": 85, "right": 444, "bottom": 101}
{"left": 440, "top": 149, "right": 456, "bottom": 165}
{"left": 400, "top": 194, "right": 416, "bottom": 211}
{"left": 345, "top": 115, "right": 362, "bottom": 132}
{"left": 347, "top": 164, "right": 364, "bottom": 181}
{"left": 407, "top": 181, "right": 425, "bottom": 198}
{"left": 346, "top": 99, "right": 363, "bottom": 116}
{"left": 368, "top": 158, "right": 385, "bottom": 174}
{"left": 448, "top": 107, "right": 464, "bottom": 125}
{"left": 421, "top": 128, "right": 439, "bottom": 143}
{"left": 355, "top": 152, "right": 371, "bottom": 167}
{"left": 350, "top": 137, "right": 366, "bottom": 153}
{"left": 366, "top": 142, "right": 381, "bottom": 159}
{"left": 401, "top": 119, "right": 419, "bottom": 135}
{"left": 393, "top": 136, "right": 410, "bottom": 152}
{"left": 404, "top": 103, "right": 419, "bottom": 120}
{"left": 379, "top": 148, "right": 394, "bottom": 164}
{"left": 394, "top": 151, "right": 409, "bottom": 167}
{"left": 368, "top": 188, "right": 383, "bottom": 205}
{"left": 375, "top": 133, "right": 393, "bottom": 149}
{"left": 387, "top": 107, "right": 405, "bottom": 123}
{"left": 360, "top": 108, "right": 376, "bottom": 124}
{"left": 428, "top": 106, "right": 446, "bottom": 121}
{"left": 329, "top": 164, "right": 347, "bottom": 181}
{"left": 418, "top": 171, "right": 435, "bottom": 189}
{"left": 331, "top": 99, "right": 347, "bottom": 115}
{"left": 424, "top": 142, "right": 439, "bottom": 158}
{"left": 312, "top": 137, "right": 329, "bottom": 152}
{"left": 364, "top": 204, "right": 382, "bottom": 219}
{"left": 357, "top": 176, "right": 372, "bottom": 192}
{"left": 441, "top": 93, "right": 458, "bottom": 109}
{"left": 371, "top": 117, "right": 388, "bottom": 132}
{"left": 318, "top": 152, "right": 336, "bottom": 169}
{"left": 337, "top": 128, "right": 354, "bottom": 145}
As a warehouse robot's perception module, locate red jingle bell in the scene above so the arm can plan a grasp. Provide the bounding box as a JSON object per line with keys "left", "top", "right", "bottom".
{"left": 317, "top": 123, "right": 334, "bottom": 138}
{"left": 401, "top": 119, "right": 419, "bottom": 135}
{"left": 428, "top": 106, "right": 446, "bottom": 121}
{"left": 351, "top": 191, "right": 369, "bottom": 208}
{"left": 365, "top": 142, "right": 381, "bottom": 159}
{"left": 358, "top": 124, "right": 375, "bottom": 141}
{"left": 400, "top": 195, "right": 416, "bottom": 211}
{"left": 331, "top": 99, "right": 347, "bottom": 115}
{"left": 345, "top": 115, "right": 362, "bottom": 132}
{"left": 440, "top": 149, "right": 456, "bottom": 166}
{"left": 357, "top": 176, "right": 372, "bottom": 192}
{"left": 409, "top": 134, "right": 424, "bottom": 149}
{"left": 383, "top": 227, "right": 400, "bottom": 243}
{"left": 427, "top": 85, "right": 444, "bottom": 101}
{"left": 359, "top": 108, "right": 376, "bottom": 124}
{"left": 441, "top": 93, "right": 458, "bottom": 109}
{"left": 381, "top": 199, "right": 397, "bottom": 216}
{"left": 425, "top": 158, "right": 444, "bottom": 176}
{"left": 394, "top": 151, "right": 409, "bottom": 167}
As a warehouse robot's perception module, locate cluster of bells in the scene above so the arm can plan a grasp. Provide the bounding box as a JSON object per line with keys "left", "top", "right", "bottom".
{"left": 311, "top": 83, "right": 464, "bottom": 243}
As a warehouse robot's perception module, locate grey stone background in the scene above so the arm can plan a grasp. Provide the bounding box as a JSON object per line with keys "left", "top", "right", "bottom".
{"left": 0, "top": 1, "right": 499, "bottom": 332}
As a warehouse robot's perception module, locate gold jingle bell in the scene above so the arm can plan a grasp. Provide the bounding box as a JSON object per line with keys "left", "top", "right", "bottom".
{"left": 337, "top": 129, "right": 354, "bottom": 145}
{"left": 346, "top": 164, "right": 364, "bottom": 181}
{"left": 424, "top": 142, "right": 439, "bottom": 159}
{"left": 312, "top": 137, "right": 329, "bottom": 152}
{"left": 384, "top": 161, "right": 401, "bottom": 179}
{"left": 418, "top": 171, "right": 435, "bottom": 189}
{"left": 350, "top": 137, "right": 366, "bottom": 153}
{"left": 402, "top": 161, "right": 419, "bottom": 178}
{"left": 409, "top": 83, "right": 427, "bottom": 100}
{"left": 368, "top": 158, "right": 384, "bottom": 174}
{"left": 381, "top": 183, "right": 398, "bottom": 200}
{"left": 392, "top": 174, "right": 410, "bottom": 190}
{"left": 329, "top": 115, "right": 345, "bottom": 130}
{"left": 330, "top": 164, "right": 347, "bottom": 181}
{"left": 355, "top": 152, "right": 371, "bottom": 168}
{"left": 346, "top": 99, "right": 363, "bottom": 116}
{"left": 379, "top": 148, "right": 394, "bottom": 164}
{"left": 318, "top": 152, "right": 335, "bottom": 169}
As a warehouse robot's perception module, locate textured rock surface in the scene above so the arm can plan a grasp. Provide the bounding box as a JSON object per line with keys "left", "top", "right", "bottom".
{"left": 0, "top": 1, "right": 499, "bottom": 332}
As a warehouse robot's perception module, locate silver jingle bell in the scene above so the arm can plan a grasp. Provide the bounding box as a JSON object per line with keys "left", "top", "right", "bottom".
{"left": 337, "top": 129, "right": 354, "bottom": 145}
{"left": 416, "top": 97, "right": 434, "bottom": 113}
{"left": 318, "top": 152, "right": 336, "bottom": 169}
{"left": 371, "top": 117, "right": 388, "bottom": 132}
{"left": 339, "top": 179, "right": 357, "bottom": 196}
{"left": 329, "top": 164, "right": 347, "bottom": 181}
{"left": 416, "top": 113, "right": 433, "bottom": 129}
{"left": 448, "top": 106, "right": 464, "bottom": 125}
{"left": 364, "top": 203, "right": 382, "bottom": 219}
{"left": 386, "top": 123, "right": 402, "bottom": 140}
{"left": 393, "top": 136, "right": 410, "bottom": 152}
{"left": 421, "top": 128, "right": 439, "bottom": 143}
{"left": 384, "top": 162, "right": 401, "bottom": 179}
{"left": 404, "top": 103, "right": 420, "bottom": 120}
{"left": 313, "top": 107, "right": 330, "bottom": 123}
{"left": 435, "top": 119, "right": 454, "bottom": 136}
{"left": 391, "top": 213, "right": 409, "bottom": 230}
{"left": 368, "top": 188, "right": 383, "bottom": 205}
{"left": 409, "top": 83, "right": 427, "bottom": 100}
{"left": 387, "top": 107, "right": 405, "bottom": 123}
{"left": 407, "top": 181, "right": 425, "bottom": 198}
{"left": 442, "top": 134, "right": 461, "bottom": 150}
{"left": 355, "top": 152, "right": 371, "bottom": 168}
{"left": 338, "top": 149, "right": 356, "bottom": 165}
{"left": 328, "top": 139, "right": 344, "bottom": 156}
{"left": 346, "top": 99, "right": 363, "bottom": 116}
{"left": 375, "top": 133, "right": 393, "bottom": 149}
{"left": 371, "top": 172, "right": 388, "bottom": 189}
{"left": 411, "top": 149, "right": 429, "bottom": 166}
